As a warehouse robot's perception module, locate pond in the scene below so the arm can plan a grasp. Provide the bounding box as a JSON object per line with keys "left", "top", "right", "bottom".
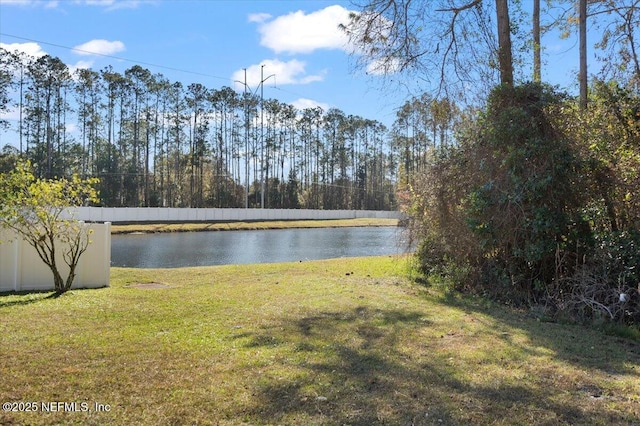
{"left": 111, "top": 226, "right": 409, "bottom": 268}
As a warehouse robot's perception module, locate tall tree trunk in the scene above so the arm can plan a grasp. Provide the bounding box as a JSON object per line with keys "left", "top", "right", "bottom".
{"left": 579, "top": 0, "right": 588, "bottom": 110}
{"left": 496, "top": 0, "right": 514, "bottom": 87}
{"left": 533, "top": 0, "right": 541, "bottom": 82}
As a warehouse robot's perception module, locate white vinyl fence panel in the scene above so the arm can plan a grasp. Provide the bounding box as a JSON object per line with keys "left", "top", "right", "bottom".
{"left": 68, "top": 207, "right": 403, "bottom": 223}
{"left": 0, "top": 222, "right": 111, "bottom": 292}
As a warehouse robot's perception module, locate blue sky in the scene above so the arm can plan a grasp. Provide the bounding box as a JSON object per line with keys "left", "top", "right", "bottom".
{"left": 0, "top": 0, "right": 588, "bottom": 135}
{"left": 0, "top": 0, "right": 407, "bottom": 127}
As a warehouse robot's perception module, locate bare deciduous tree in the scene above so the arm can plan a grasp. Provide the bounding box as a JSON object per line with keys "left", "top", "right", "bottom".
{"left": 342, "top": 0, "right": 514, "bottom": 99}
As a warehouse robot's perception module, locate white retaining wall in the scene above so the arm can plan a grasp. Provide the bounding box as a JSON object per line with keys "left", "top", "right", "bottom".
{"left": 68, "top": 207, "right": 403, "bottom": 223}
{"left": 0, "top": 223, "right": 111, "bottom": 292}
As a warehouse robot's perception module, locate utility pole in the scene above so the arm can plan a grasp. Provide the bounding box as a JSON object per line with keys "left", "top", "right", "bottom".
{"left": 235, "top": 65, "right": 275, "bottom": 209}
{"left": 234, "top": 68, "right": 252, "bottom": 209}
{"left": 243, "top": 68, "right": 249, "bottom": 209}
{"left": 259, "top": 64, "right": 275, "bottom": 209}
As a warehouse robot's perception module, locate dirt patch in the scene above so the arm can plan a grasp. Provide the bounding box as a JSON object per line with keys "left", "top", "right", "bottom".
{"left": 126, "top": 282, "right": 172, "bottom": 289}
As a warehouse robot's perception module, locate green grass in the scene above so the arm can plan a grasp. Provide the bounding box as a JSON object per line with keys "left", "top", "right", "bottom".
{"left": 110, "top": 218, "right": 399, "bottom": 234}
{"left": 1, "top": 256, "right": 639, "bottom": 425}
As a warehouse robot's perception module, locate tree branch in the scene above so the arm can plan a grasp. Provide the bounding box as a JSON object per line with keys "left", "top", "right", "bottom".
{"left": 435, "top": 0, "right": 482, "bottom": 15}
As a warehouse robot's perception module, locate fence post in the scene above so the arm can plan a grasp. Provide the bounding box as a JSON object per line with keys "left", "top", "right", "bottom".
{"left": 104, "top": 222, "right": 111, "bottom": 287}
{"left": 14, "top": 234, "right": 22, "bottom": 291}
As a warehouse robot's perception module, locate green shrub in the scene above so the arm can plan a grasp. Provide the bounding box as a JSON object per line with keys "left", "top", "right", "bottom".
{"left": 406, "top": 82, "right": 640, "bottom": 326}
{"left": 463, "top": 83, "right": 589, "bottom": 302}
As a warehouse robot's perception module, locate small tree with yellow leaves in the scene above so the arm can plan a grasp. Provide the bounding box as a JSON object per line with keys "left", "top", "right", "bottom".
{"left": 0, "top": 160, "right": 99, "bottom": 293}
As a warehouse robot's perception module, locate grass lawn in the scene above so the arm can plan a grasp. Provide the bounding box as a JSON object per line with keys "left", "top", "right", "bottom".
{"left": 0, "top": 256, "right": 638, "bottom": 425}
{"left": 110, "top": 218, "right": 399, "bottom": 234}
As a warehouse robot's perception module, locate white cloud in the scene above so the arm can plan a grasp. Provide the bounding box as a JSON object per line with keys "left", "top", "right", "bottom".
{"left": 81, "top": 0, "right": 116, "bottom": 5}
{"left": 72, "top": 39, "right": 125, "bottom": 56}
{"left": 290, "top": 98, "right": 330, "bottom": 112}
{"left": 0, "top": 0, "right": 35, "bottom": 5}
{"left": 68, "top": 60, "right": 95, "bottom": 77}
{"left": 254, "top": 5, "right": 352, "bottom": 54}
{"left": 0, "top": 0, "right": 59, "bottom": 7}
{"left": 77, "top": 0, "right": 155, "bottom": 10}
{"left": 1, "top": 0, "right": 155, "bottom": 8}
{"left": 232, "top": 59, "right": 325, "bottom": 89}
{"left": 248, "top": 12, "right": 271, "bottom": 23}
{"left": 0, "top": 42, "right": 47, "bottom": 58}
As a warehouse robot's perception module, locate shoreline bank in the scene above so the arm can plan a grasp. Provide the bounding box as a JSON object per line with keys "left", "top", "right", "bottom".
{"left": 110, "top": 217, "right": 400, "bottom": 234}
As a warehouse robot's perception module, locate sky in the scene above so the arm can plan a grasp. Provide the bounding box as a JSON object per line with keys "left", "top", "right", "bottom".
{"left": 0, "top": 0, "right": 589, "bottom": 144}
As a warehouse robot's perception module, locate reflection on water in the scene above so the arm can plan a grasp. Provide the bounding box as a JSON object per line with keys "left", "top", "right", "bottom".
{"left": 111, "top": 226, "right": 409, "bottom": 268}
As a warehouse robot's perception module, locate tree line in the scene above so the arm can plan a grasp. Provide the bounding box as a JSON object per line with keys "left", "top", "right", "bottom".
{"left": 0, "top": 49, "right": 403, "bottom": 210}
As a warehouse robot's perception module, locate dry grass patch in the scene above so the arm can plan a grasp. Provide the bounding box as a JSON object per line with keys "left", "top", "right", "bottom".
{"left": 0, "top": 256, "right": 638, "bottom": 425}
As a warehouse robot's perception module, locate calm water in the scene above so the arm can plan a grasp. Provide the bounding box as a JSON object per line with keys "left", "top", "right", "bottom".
{"left": 111, "top": 226, "right": 408, "bottom": 268}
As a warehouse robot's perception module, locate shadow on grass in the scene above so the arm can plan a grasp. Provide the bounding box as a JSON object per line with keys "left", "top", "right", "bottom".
{"left": 228, "top": 305, "right": 636, "bottom": 425}
{"left": 436, "top": 291, "right": 640, "bottom": 377}
{"left": 0, "top": 290, "right": 61, "bottom": 308}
